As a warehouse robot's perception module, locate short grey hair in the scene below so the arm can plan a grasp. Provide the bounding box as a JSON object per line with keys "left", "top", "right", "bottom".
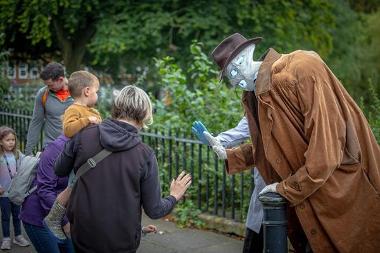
{"left": 111, "top": 85, "right": 153, "bottom": 128}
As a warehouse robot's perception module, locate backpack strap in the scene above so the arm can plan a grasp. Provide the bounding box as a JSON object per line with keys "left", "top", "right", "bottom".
{"left": 41, "top": 87, "right": 49, "bottom": 114}
{"left": 75, "top": 149, "right": 112, "bottom": 180}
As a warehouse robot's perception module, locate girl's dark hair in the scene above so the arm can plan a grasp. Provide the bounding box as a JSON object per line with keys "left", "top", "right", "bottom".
{"left": 0, "top": 126, "right": 18, "bottom": 156}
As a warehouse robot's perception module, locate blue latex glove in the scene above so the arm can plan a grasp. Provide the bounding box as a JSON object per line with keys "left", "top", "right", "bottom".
{"left": 191, "top": 121, "right": 210, "bottom": 145}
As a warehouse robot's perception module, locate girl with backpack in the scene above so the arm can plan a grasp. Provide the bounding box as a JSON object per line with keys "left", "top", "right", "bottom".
{"left": 0, "top": 126, "right": 30, "bottom": 250}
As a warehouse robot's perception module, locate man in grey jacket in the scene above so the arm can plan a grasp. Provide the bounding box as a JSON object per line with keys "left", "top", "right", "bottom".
{"left": 25, "top": 63, "right": 73, "bottom": 155}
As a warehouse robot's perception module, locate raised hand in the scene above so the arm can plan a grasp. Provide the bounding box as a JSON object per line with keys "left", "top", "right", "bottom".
{"left": 170, "top": 171, "right": 192, "bottom": 201}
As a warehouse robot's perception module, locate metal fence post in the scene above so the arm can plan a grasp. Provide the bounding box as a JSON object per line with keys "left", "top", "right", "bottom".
{"left": 259, "top": 192, "right": 288, "bottom": 253}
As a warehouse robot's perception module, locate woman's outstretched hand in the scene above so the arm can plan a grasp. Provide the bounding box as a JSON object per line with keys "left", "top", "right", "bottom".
{"left": 170, "top": 171, "right": 192, "bottom": 201}
{"left": 142, "top": 225, "right": 158, "bottom": 234}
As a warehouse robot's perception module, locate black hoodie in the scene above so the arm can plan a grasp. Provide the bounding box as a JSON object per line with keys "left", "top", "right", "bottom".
{"left": 55, "top": 119, "right": 176, "bottom": 253}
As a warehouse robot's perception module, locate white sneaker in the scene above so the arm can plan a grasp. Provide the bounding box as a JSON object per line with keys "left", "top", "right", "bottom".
{"left": 0, "top": 237, "right": 11, "bottom": 250}
{"left": 13, "top": 235, "right": 30, "bottom": 247}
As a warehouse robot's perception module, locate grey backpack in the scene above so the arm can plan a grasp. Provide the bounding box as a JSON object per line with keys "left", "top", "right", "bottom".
{"left": 6, "top": 152, "right": 41, "bottom": 205}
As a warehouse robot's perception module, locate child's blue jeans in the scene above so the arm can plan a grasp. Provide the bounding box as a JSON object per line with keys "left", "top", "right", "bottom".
{"left": 0, "top": 197, "right": 21, "bottom": 238}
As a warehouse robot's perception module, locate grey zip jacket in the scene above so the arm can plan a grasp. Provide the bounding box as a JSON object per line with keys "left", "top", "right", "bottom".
{"left": 25, "top": 87, "right": 73, "bottom": 155}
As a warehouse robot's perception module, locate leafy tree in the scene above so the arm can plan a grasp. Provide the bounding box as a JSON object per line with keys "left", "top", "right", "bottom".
{"left": 88, "top": 0, "right": 339, "bottom": 78}
{"left": 1, "top": 0, "right": 377, "bottom": 101}
{"left": 0, "top": 0, "right": 123, "bottom": 73}
{"left": 237, "top": 0, "right": 335, "bottom": 58}
{"left": 1, "top": 0, "right": 341, "bottom": 77}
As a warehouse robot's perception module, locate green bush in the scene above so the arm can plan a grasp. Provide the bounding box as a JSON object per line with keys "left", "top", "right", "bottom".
{"left": 359, "top": 81, "right": 380, "bottom": 143}
{"left": 150, "top": 42, "right": 252, "bottom": 227}
{"left": 175, "top": 199, "right": 204, "bottom": 228}
{"left": 152, "top": 41, "right": 243, "bottom": 133}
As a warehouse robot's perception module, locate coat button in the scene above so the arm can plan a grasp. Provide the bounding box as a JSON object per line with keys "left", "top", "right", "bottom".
{"left": 311, "top": 229, "right": 317, "bottom": 235}
{"left": 299, "top": 203, "right": 305, "bottom": 209}
{"left": 276, "top": 158, "right": 281, "bottom": 164}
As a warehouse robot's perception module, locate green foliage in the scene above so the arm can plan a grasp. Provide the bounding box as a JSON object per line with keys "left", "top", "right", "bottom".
{"left": 326, "top": 4, "right": 380, "bottom": 101}
{"left": 175, "top": 200, "right": 205, "bottom": 228}
{"left": 239, "top": 0, "right": 335, "bottom": 58}
{"left": 2, "top": 0, "right": 377, "bottom": 94}
{"left": 88, "top": 1, "right": 236, "bottom": 65}
{"left": 358, "top": 12, "right": 380, "bottom": 95}
{"left": 3, "top": 0, "right": 111, "bottom": 46}
{"left": 326, "top": 0, "right": 363, "bottom": 93}
{"left": 1, "top": 86, "right": 39, "bottom": 110}
{"left": 359, "top": 81, "right": 380, "bottom": 142}
{"left": 349, "top": 0, "right": 380, "bottom": 13}
{"left": 88, "top": 0, "right": 341, "bottom": 79}
{"left": 0, "top": 0, "right": 122, "bottom": 72}
{"left": 152, "top": 41, "right": 243, "bottom": 132}
{"left": 148, "top": 42, "right": 252, "bottom": 227}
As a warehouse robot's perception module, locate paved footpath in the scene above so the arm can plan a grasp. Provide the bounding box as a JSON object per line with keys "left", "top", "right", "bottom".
{"left": 3, "top": 215, "right": 243, "bottom": 253}
{"left": 138, "top": 215, "right": 243, "bottom": 253}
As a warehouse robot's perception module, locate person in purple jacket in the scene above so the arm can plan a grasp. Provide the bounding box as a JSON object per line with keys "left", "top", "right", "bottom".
{"left": 20, "top": 134, "right": 74, "bottom": 253}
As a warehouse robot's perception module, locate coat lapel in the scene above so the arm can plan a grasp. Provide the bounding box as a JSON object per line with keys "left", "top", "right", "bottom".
{"left": 255, "top": 48, "right": 281, "bottom": 95}
{"left": 256, "top": 49, "right": 290, "bottom": 180}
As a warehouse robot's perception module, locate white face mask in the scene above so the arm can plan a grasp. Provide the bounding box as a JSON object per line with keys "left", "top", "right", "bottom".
{"left": 225, "top": 44, "right": 261, "bottom": 91}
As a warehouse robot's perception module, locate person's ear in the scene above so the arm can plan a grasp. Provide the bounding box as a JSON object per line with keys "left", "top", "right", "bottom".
{"left": 83, "top": 87, "right": 90, "bottom": 96}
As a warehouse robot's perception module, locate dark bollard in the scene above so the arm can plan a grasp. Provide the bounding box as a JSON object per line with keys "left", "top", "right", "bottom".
{"left": 259, "top": 192, "right": 288, "bottom": 253}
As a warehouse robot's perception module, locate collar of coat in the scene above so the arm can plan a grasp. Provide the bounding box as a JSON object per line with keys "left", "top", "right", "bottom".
{"left": 255, "top": 48, "right": 281, "bottom": 95}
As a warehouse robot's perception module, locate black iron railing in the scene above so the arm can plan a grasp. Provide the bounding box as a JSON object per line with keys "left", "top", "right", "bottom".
{"left": 0, "top": 108, "right": 254, "bottom": 222}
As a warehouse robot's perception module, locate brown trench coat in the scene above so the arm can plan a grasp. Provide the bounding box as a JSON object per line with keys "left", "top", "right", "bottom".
{"left": 225, "top": 49, "right": 380, "bottom": 253}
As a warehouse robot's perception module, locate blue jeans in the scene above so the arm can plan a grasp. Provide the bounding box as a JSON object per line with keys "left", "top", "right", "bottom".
{"left": 23, "top": 222, "right": 75, "bottom": 253}
{"left": 0, "top": 197, "right": 21, "bottom": 238}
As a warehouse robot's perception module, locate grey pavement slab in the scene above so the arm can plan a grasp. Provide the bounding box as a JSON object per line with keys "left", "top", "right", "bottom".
{"left": 138, "top": 215, "right": 243, "bottom": 253}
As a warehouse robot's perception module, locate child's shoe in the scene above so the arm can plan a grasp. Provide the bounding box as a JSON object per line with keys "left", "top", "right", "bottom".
{"left": 13, "top": 235, "right": 30, "bottom": 247}
{"left": 0, "top": 237, "right": 11, "bottom": 250}
{"left": 43, "top": 200, "right": 67, "bottom": 240}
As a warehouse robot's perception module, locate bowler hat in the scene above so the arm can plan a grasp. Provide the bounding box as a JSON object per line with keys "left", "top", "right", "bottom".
{"left": 211, "top": 33, "right": 262, "bottom": 79}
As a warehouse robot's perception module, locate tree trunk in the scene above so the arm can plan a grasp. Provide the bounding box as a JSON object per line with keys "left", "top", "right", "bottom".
{"left": 62, "top": 43, "right": 87, "bottom": 74}
{"left": 53, "top": 20, "right": 96, "bottom": 74}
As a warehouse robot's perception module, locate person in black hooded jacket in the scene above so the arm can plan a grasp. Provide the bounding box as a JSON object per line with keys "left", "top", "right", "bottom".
{"left": 54, "top": 85, "right": 192, "bottom": 253}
